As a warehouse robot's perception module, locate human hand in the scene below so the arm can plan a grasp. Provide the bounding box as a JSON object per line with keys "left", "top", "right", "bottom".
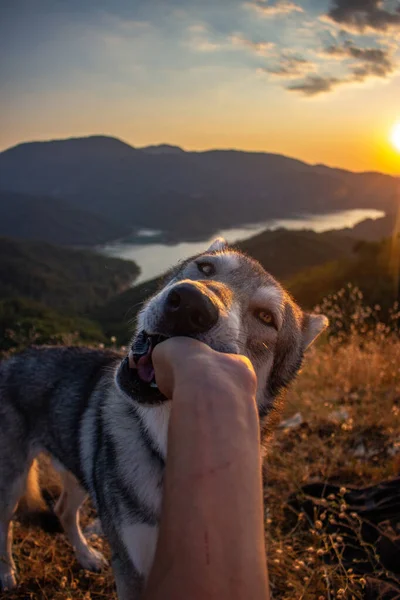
{"left": 152, "top": 337, "right": 256, "bottom": 400}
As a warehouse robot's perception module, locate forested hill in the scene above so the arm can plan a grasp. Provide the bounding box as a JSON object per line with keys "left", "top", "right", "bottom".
{"left": 0, "top": 237, "right": 139, "bottom": 313}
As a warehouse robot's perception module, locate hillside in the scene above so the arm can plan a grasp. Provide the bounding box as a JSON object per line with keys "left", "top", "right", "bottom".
{"left": 0, "top": 297, "right": 106, "bottom": 354}
{"left": 5, "top": 309, "right": 400, "bottom": 599}
{"left": 287, "top": 235, "right": 400, "bottom": 311}
{"left": 0, "top": 190, "right": 129, "bottom": 246}
{"left": 237, "top": 228, "right": 356, "bottom": 279}
{"left": 0, "top": 135, "right": 397, "bottom": 242}
{"left": 0, "top": 237, "right": 140, "bottom": 313}
{"left": 334, "top": 212, "right": 399, "bottom": 241}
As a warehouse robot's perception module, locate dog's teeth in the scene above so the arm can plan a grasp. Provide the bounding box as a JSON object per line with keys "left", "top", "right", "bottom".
{"left": 132, "top": 332, "right": 151, "bottom": 362}
{"left": 150, "top": 381, "right": 158, "bottom": 389}
{"left": 128, "top": 351, "right": 136, "bottom": 369}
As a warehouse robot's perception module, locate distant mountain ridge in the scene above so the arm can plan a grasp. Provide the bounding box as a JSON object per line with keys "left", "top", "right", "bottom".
{"left": 0, "top": 135, "right": 398, "bottom": 243}
{"left": 139, "top": 144, "right": 185, "bottom": 155}
{"left": 0, "top": 190, "right": 129, "bottom": 245}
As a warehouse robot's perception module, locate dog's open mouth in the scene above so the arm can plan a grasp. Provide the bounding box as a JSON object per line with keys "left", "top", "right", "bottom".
{"left": 116, "top": 331, "right": 169, "bottom": 403}
{"left": 128, "top": 330, "right": 169, "bottom": 385}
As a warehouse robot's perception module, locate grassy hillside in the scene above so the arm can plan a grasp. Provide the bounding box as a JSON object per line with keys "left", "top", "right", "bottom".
{"left": 287, "top": 236, "right": 400, "bottom": 312}
{"left": 1, "top": 213, "right": 399, "bottom": 596}
{"left": 5, "top": 303, "right": 400, "bottom": 599}
{"left": 0, "top": 237, "right": 140, "bottom": 313}
{"left": 0, "top": 297, "right": 105, "bottom": 356}
{"left": 0, "top": 237, "right": 140, "bottom": 352}
{"left": 0, "top": 190, "right": 129, "bottom": 246}
{"left": 265, "top": 324, "right": 400, "bottom": 598}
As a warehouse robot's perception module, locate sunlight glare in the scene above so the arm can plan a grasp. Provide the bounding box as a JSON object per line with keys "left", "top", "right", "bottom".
{"left": 390, "top": 122, "right": 400, "bottom": 153}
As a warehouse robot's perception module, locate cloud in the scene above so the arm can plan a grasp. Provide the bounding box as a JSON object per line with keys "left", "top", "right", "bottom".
{"left": 186, "top": 24, "right": 223, "bottom": 53}
{"left": 351, "top": 60, "right": 394, "bottom": 79}
{"left": 236, "top": 0, "right": 399, "bottom": 97}
{"left": 286, "top": 42, "right": 395, "bottom": 96}
{"left": 287, "top": 75, "right": 343, "bottom": 95}
{"left": 262, "top": 55, "right": 316, "bottom": 78}
{"left": 246, "top": 0, "right": 304, "bottom": 18}
{"left": 322, "top": 40, "right": 395, "bottom": 78}
{"left": 325, "top": 0, "right": 400, "bottom": 33}
{"left": 324, "top": 43, "right": 392, "bottom": 67}
{"left": 230, "top": 34, "right": 276, "bottom": 56}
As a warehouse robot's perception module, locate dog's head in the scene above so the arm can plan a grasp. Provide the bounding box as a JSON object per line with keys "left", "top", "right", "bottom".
{"left": 116, "top": 238, "right": 328, "bottom": 417}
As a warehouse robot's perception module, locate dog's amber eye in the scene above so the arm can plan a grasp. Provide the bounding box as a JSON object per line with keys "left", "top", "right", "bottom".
{"left": 256, "top": 310, "right": 274, "bottom": 327}
{"left": 197, "top": 262, "right": 215, "bottom": 276}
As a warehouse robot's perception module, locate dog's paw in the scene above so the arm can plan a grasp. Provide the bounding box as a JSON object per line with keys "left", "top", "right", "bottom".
{"left": 0, "top": 568, "right": 17, "bottom": 591}
{"left": 77, "top": 546, "right": 108, "bottom": 572}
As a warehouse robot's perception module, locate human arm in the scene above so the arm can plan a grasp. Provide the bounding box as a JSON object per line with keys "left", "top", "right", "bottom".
{"left": 143, "top": 337, "right": 270, "bottom": 600}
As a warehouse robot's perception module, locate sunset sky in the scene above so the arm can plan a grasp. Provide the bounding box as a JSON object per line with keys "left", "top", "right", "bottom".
{"left": 1, "top": 0, "right": 400, "bottom": 174}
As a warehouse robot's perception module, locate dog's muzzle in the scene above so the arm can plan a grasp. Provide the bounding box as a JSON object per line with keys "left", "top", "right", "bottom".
{"left": 116, "top": 282, "right": 220, "bottom": 403}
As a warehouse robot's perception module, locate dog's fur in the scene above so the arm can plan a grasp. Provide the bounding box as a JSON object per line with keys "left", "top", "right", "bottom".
{"left": 0, "top": 239, "right": 327, "bottom": 598}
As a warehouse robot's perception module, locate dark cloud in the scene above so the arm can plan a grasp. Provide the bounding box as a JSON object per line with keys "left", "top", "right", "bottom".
{"left": 287, "top": 41, "right": 394, "bottom": 96}
{"left": 287, "top": 75, "right": 342, "bottom": 95}
{"left": 326, "top": 0, "right": 400, "bottom": 32}
{"left": 324, "top": 40, "right": 395, "bottom": 78}
{"left": 351, "top": 60, "right": 394, "bottom": 78}
{"left": 263, "top": 55, "right": 312, "bottom": 77}
{"left": 325, "top": 42, "right": 392, "bottom": 65}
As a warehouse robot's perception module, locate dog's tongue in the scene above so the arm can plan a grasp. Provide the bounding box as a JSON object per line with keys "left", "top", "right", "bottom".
{"left": 137, "top": 351, "right": 155, "bottom": 383}
{"left": 129, "top": 336, "right": 155, "bottom": 383}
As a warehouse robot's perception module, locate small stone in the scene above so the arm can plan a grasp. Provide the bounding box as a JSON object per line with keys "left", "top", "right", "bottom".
{"left": 279, "top": 412, "right": 304, "bottom": 430}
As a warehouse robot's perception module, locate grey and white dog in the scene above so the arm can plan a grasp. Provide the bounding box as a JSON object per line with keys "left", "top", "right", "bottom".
{"left": 0, "top": 238, "right": 327, "bottom": 598}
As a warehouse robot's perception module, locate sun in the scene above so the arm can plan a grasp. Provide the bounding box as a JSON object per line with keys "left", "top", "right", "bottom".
{"left": 390, "top": 122, "right": 400, "bottom": 153}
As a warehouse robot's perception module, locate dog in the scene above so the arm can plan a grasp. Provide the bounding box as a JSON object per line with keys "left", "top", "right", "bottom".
{"left": 0, "top": 238, "right": 328, "bottom": 598}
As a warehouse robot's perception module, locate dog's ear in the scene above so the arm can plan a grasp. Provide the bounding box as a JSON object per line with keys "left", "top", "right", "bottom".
{"left": 302, "top": 313, "right": 329, "bottom": 349}
{"left": 206, "top": 237, "right": 228, "bottom": 252}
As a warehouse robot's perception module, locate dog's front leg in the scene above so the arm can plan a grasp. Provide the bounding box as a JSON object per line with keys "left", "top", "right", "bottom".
{"left": 113, "top": 522, "right": 158, "bottom": 599}
{"left": 112, "top": 550, "right": 145, "bottom": 600}
{"left": 54, "top": 470, "right": 107, "bottom": 572}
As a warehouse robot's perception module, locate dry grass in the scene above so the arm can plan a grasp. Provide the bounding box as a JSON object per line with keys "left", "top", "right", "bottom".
{"left": 9, "top": 458, "right": 116, "bottom": 600}
{"left": 265, "top": 333, "right": 400, "bottom": 599}
{"left": 5, "top": 291, "right": 400, "bottom": 599}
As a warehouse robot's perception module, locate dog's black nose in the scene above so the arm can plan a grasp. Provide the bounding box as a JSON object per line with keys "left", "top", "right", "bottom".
{"left": 164, "top": 283, "right": 218, "bottom": 335}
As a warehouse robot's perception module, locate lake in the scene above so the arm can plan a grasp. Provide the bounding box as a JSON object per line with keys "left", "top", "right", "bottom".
{"left": 100, "top": 208, "right": 384, "bottom": 284}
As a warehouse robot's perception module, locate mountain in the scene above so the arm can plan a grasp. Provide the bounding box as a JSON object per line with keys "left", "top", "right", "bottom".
{"left": 0, "top": 237, "right": 140, "bottom": 313}
{"left": 0, "top": 135, "right": 397, "bottom": 243}
{"left": 139, "top": 144, "right": 185, "bottom": 155}
{"left": 333, "top": 213, "right": 399, "bottom": 241}
{"left": 0, "top": 190, "right": 129, "bottom": 246}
